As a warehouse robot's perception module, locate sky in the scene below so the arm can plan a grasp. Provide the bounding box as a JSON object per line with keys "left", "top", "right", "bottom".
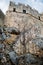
{"left": 0, "top": 0, "right": 43, "bottom": 14}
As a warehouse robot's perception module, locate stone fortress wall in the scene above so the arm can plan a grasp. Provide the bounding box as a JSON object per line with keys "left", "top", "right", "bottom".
{"left": 7, "top": 1, "right": 40, "bottom": 19}
{"left": 4, "top": 1, "right": 43, "bottom": 34}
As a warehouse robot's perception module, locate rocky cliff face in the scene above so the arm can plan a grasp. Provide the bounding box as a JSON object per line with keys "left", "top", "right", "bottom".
{"left": 0, "top": 9, "right": 5, "bottom": 26}
{"left": 0, "top": 26, "right": 43, "bottom": 65}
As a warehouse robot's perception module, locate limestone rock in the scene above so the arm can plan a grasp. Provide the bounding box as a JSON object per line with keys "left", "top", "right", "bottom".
{"left": 9, "top": 51, "right": 18, "bottom": 65}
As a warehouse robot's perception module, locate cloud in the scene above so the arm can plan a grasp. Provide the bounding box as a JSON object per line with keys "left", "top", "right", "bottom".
{"left": 0, "top": 0, "right": 9, "bottom": 14}
{"left": 26, "top": 0, "right": 43, "bottom": 13}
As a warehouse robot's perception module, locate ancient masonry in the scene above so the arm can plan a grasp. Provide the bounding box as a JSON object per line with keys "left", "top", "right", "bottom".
{"left": 0, "top": 1, "right": 43, "bottom": 65}
{"left": 4, "top": 1, "right": 43, "bottom": 33}
{"left": 4, "top": 1, "right": 43, "bottom": 55}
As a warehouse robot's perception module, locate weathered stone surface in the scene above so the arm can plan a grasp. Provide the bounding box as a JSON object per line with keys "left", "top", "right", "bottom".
{"left": 5, "top": 12, "right": 41, "bottom": 31}
{"left": 0, "top": 53, "right": 3, "bottom": 60}
{"left": 0, "top": 1, "right": 43, "bottom": 65}
{"left": 25, "top": 54, "right": 38, "bottom": 64}
{"left": 40, "top": 13, "right": 43, "bottom": 21}
{"left": 9, "top": 51, "right": 18, "bottom": 65}
{"left": 0, "top": 44, "right": 4, "bottom": 53}
{"left": 4, "top": 27, "right": 20, "bottom": 35}
{"left": 0, "top": 9, "right": 5, "bottom": 26}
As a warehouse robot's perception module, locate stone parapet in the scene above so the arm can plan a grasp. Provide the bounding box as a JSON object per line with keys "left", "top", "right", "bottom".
{"left": 7, "top": 1, "right": 40, "bottom": 19}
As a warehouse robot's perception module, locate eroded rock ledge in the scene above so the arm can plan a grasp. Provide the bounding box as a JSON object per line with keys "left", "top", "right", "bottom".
{"left": 0, "top": 26, "right": 43, "bottom": 65}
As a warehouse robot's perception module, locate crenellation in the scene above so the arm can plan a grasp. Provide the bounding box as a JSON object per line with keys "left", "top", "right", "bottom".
{"left": 9, "top": 1, "right": 16, "bottom": 6}
{"left": 8, "top": 1, "right": 40, "bottom": 19}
